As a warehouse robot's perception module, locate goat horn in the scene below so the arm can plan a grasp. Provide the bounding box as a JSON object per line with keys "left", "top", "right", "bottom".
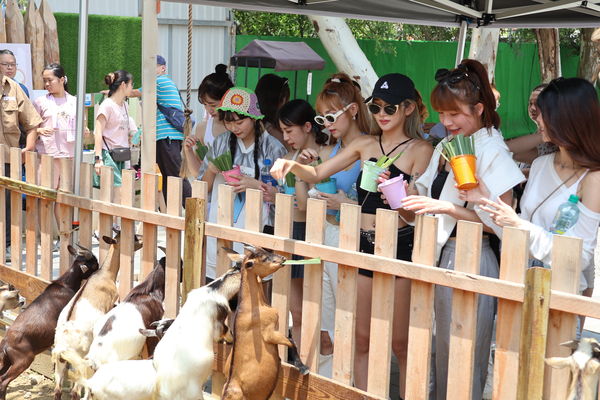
{"left": 560, "top": 340, "right": 579, "bottom": 350}
{"left": 221, "top": 247, "right": 239, "bottom": 255}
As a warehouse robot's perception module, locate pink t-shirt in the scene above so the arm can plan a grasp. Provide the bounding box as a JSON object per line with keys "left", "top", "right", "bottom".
{"left": 97, "top": 97, "right": 134, "bottom": 150}
{"left": 33, "top": 93, "right": 76, "bottom": 157}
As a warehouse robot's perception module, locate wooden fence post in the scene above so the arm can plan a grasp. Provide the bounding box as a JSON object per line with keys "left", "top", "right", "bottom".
{"left": 332, "top": 203, "right": 361, "bottom": 385}
{"left": 118, "top": 169, "right": 136, "bottom": 301}
{"left": 272, "top": 192, "right": 294, "bottom": 361}
{"left": 446, "top": 220, "right": 482, "bottom": 400}
{"left": 98, "top": 165, "right": 114, "bottom": 265}
{"left": 405, "top": 215, "right": 438, "bottom": 400}
{"left": 78, "top": 163, "right": 93, "bottom": 251}
{"left": 165, "top": 176, "right": 182, "bottom": 317}
{"left": 0, "top": 144, "right": 6, "bottom": 264}
{"left": 493, "top": 227, "right": 529, "bottom": 400}
{"left": 58, "top": 158, "right": 74, "bottom": 274}
{"left": 517, "top": 267, "right": 551, "bottom": 400}
{"left": 544, "top": 235, "right": 582, "bottom": 399}
{"left": 367, "top": 208, "right": 398, "bottom": 398}
{"left": 24, "top": 151, "right": 38, "bottom": 275}
{"left": 182, "top": 197, "right": 205, "bottom": 304}
{"left": 39, "top": 155, "right": 53, "bottom": 280}
{"left": 9, "top": 147, "right": 22, "bottom": 270}
{"left": 140, "top": 173, "right": 158, "bottom": 279}
{"left": 300, "top": 198, "right": 326, "bottom": 371}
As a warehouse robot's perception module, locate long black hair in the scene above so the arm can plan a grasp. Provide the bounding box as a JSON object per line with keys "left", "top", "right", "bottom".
{"left": 43, "top": 63, "right": 68, "bottom": 92}
{"left": 104, "top": 70, "right": 133, "bottom": 97}
{"left": 278, "top": 99, "right": 328, "bottom": 145}
{"left": 198, "top": 64, "right": 233, "bottom": 103}
{"left": 255, "top": 74, "right": 290, "bottom": 125}
{"left": 219, "top": 110, "right": 263, "bottom": 179}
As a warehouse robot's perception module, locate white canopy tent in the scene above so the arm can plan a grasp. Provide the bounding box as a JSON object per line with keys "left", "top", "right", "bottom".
{"left": 72, "top": 0, "right": 600, "bottom": 190}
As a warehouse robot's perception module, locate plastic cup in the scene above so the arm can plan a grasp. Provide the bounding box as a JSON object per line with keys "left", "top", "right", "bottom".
{"left": 450, "top": 155, "right": 478, "bottom": 190}
{"left": 360, "top": 161, "right": 386, "bottom": 192}
{"left": 222, "top": 165, "right": 242, "bottom": 183}
{"left": 377, "top": 175, "right": 407, "bottom": 209}
{"left": 315, "top": 178, "right": 337, "bottom": 194}
{"left": 284, "top": 185, "right": 296, "bottom": 195}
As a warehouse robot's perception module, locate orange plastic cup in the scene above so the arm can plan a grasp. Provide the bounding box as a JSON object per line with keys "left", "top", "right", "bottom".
{"left": 450, "top": 155, "right": 478, "bottom": 190}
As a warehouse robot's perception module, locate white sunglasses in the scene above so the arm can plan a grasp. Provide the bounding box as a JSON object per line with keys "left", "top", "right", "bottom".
{"left": 314, "top": 103, "right": 352, "bottom": 125}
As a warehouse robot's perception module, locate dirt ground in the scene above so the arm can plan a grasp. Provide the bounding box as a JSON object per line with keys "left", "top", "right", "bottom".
{"left": 5, "top": 369, "right": 55, "bottom": 400}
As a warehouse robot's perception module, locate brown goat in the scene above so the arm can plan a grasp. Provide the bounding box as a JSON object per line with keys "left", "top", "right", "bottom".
{"left": 222, "top": 246, "right": 308, "bottom": 400}
{"left": 0, "top": 245, "right": 99, "bottom": 400}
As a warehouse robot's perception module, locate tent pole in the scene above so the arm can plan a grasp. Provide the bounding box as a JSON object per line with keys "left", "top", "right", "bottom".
{"left": 245, "top": 58, "right": 248, "bottom": 87}
{"left": 294, "top": 70, "right": 298, "bottom": 99}
{"left": 73, "top": 0, "right": 88, "bottom": 204}
{"left": 455, "top": 19, "right": 468, "bottom": 67}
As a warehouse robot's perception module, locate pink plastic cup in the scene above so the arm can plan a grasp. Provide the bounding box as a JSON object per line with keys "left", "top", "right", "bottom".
{"left": 222, "top": 165, "right": 241, "bottom": 183}
{"left": 377, "top": 175, "right": 407, "bottom": 210}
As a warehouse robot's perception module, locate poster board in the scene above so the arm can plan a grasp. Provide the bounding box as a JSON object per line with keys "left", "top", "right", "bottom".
{"left": 0, "top": 43, "right": 33, "bottom": 93}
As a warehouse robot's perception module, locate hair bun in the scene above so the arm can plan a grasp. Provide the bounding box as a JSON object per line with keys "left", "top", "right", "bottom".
{"left": 104, "top": 72, "right": 115, "bottom": 86}
{"left": 435, "top": 68, "right": 450, "bottom": 82}
{"left": 215, "top": 64, "right": 228, "bottom": 75}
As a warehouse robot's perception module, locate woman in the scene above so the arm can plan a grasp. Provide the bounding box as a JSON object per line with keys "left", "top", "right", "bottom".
{"left": 255, "top": 73, "right": 290, "bottom": 149}
{"left": 93, "top": 70, "right": 136, "bottom": 194}
{"left": 466, "top": 77, "right": 600, "bottom": 298}
{"left": 401, "top": 60, "right": 524, "bottom": 400}
{"left": 274, "top": 99, "right": 328, "bottom": 354}
{"left": 271, "top": 73, "right": 432, "bottom": 395}
{"left": 33, "top": 63, "right": 76, "bottom": 189}
{"left": 198, "top": 87, "right": 286, "bottom": 280}
{"left": 183, "top": 64, "right": 233, "bottom": 177}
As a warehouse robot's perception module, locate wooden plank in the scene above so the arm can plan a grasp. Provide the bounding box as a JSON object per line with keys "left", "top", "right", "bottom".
{"left": 98, "top": 165, "right": 114, "bottom": 265}
{"left": 191, "top": 179, "right": 209, "bottom": 215}
{"left": 544, "top": 235, "right": 582, "bottom": 400}
{"left": 272, "top": 193, "right": 294, "bottom": 361}
{"left": 332, "top": 203, "right": 360, "bottom": 385}
{"left": 165, "top": 176, "right": 182, "bottom": 318}
{"left": 493, "top": 226, "right": 528, "bottom": 400}
{"left": 212, "top": 183, "right": 234, "bottom": 398}
{"left": 0, "top": 264, "right": 49, "bottom": 302}
{"left": 39, "top": 155, "right": 53, "bottom": 280}
{"left": 367, "top": 209, "right": 398, "bottom": 398}
{"left": 446, "top": 220, "right": 482, "bottom": 400}
{"left": 517, "top": 267, "right": 551, "bottom": 400}
{"left": 405, "top": 215, "right": 438, "bottom": 400}
{"left": 244, "top": 189, "right": 262, "bottom": 232}
{"left": 300, "top": 198, "right": 326, "bottom": 372}
{"left": 78, "top": 163, "right": 93, "bottom": 251}
{"left": 24, "top": 152, "right": 38, "bottom": 275}
{"left": 9, "top": 148, "right": 22, "bottom": 270}
{"left": 140, "top": 173, "right": 158, "bottom": 279}
{"left": 118, "top": 170, "right": 135, "bottom": 301}
{"left": 182, "top": 197, "right": 206, "bottom": 304}
{"left": 0, "top": 145, "right": 6, "bottom": 263}
{"left": 58, "top": 158, "right": 73, "bottom": 274}
{"left": 190, "top": 179, "right": 208, "bottom": 289}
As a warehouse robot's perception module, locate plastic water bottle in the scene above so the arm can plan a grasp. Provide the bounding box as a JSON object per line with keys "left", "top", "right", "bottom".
{"left": 550, "top": 194, "right": 580, "bottom": 234}
{"left": 261, "top": 159, "right": 278, "bottom": 187}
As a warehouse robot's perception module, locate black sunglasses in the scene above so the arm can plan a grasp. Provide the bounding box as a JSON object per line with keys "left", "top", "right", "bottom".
{"left": 367, "top": 103, "right": 398, "bottom": 116}
{"left": 435, "top": 68, "right": 480, "bottom": 91}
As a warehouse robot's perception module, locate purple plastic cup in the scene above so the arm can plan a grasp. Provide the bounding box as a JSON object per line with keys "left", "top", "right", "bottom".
{"left": 222, "top": 165, "right": 242, "bottom": 183}
{"left": 377, "top": 175, "right": 407, "bottom": 210}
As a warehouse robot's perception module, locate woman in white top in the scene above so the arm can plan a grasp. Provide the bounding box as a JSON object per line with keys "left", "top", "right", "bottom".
{"left": 466, "top": 77, "right": 600, "bottom": 295}
{"left": 183, "top": 64, "right": 233, "bottom": 177}
{"left": 400, "top": 59, "right": 524, "bottom": 400}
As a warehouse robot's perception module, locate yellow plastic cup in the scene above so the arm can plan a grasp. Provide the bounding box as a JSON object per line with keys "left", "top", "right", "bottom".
{"left": 450, "top": 155, "right": 478, "bottom": 190}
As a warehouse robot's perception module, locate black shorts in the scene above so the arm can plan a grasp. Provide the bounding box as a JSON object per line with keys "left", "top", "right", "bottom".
{"left": 358, "top": 225, "right": 414, "bottom": 278}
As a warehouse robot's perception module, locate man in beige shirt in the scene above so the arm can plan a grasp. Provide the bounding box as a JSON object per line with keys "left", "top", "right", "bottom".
{"left": 0, "top": 74, "right": 42, "bottom": 262}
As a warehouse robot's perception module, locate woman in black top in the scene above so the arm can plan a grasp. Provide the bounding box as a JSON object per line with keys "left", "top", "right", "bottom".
{"left": 270, "top": 73, "right": 432, "bottom": 396}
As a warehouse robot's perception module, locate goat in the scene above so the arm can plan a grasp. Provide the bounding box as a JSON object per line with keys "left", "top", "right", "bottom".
{"left": 151, "top": 262, "right": 242, "bottom": 400}
{"left": 85, "top": 256, "right": 166, "bottom": 368}
{"left": 223, "top": 246, "right": 308, "bottom": 400}
{"left": 52, "top": 233, "right": 142, "bottom": 400}
{"left": 60, "top": 350, "right": 155, "bottom": 400}
{"left": 139, "top": 318, "right": 174, "bottom": 340}
{"left": 546, "top": 338, "right": 600, "bottom": 400}
{"left": 0, "top": 245, "right": 99, "bottom": 400}
{"left": 0, "top": 284, "right": 23, "bottom": 315}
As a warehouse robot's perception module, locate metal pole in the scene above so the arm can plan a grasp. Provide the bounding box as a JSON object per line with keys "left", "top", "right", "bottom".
{"left": 455, "top": 19, "right": 468, "bottom": 67}
{"left": 73, "top": 0, "right": 89, "bottom": 199}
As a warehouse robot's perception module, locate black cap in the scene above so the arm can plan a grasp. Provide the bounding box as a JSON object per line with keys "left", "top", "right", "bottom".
{"left": 365, "top": 73, "right": 416, "bottom": 105}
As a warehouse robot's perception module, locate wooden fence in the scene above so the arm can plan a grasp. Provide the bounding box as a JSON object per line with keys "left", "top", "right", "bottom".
{"left": 0, "top": 146, "right": 598, "bottom": 400}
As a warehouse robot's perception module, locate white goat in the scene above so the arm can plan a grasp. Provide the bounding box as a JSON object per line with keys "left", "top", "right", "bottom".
{"left": 546, "top": 338, "right": 600, "bottom": 400}
{"left": 152, "top": 264, "right": 241, "bottom": 400}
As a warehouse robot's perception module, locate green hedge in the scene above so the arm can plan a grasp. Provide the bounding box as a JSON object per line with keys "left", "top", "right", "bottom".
{"left": 55, "top": 13, "right": 142, "bottom": 94}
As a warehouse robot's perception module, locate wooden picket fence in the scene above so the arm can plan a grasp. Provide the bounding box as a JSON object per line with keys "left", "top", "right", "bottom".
{"left": 0, "top": 146, "right": 598, "bottom": 400}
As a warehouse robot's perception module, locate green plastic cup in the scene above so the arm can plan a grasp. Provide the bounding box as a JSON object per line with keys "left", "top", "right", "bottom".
{"left": 360, "top": 161, "right": 386, "bottom": 192}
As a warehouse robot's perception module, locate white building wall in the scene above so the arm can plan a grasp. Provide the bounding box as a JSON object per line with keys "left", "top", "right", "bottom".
{"left": 46, "top": 0, "right": 235, "bottom": 120}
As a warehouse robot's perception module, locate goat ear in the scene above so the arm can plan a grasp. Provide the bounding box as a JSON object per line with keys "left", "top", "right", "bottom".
{"left": 103, "top": 236, "right": 117, "bottom": 245}
{"left": 80, "top": 264, "right": 89, "bottom": 274}
{"left": 158, "top": 246, "right": 167, "bottom": 255}
{"left": 545, "top": 357, "right": 573, "bottom": 369}
{"left": 68, "top": 245, "right": 78, "bottom": 256}
{"left": 226, "top": 252, "right": 245, "bottom": 264}
{"left": 560, "top": 340, "right": 579, "bottom": 350}
{"left": 242, "top": 244, "right": 257, "bottom": 254}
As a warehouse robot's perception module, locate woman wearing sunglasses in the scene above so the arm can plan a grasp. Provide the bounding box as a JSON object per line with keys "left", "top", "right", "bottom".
{"left": 270, "top": 73, "right": 432, "bottom": 395}
{"left": 399, "top": 59, "right": 524, "bottom": 400}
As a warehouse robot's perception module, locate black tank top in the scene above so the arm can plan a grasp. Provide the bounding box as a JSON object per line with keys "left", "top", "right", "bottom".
{"left": 357, "top": 136, "right": 413, "bottom": 215}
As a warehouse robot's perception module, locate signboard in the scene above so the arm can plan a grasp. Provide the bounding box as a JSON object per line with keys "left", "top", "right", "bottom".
{"left": 0, "top": 43, "right": 33, "bottom": 93}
